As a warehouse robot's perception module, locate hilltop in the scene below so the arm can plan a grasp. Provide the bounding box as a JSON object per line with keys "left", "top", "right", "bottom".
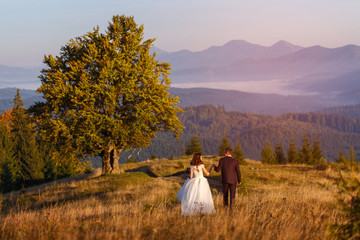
{"left": 0, "top": 156, "right": 352, "bottom": 240}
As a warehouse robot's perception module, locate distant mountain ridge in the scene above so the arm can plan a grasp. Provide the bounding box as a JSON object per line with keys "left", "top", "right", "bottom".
{"left": 0, "top": 87, "right": 344, "bottom": 116}
{"left": 169, "top": 88, "right": 335, "bottom": 115}
{"left": 0, "top": 65, "right": 40, "bottom": 89}
{"left": 1, "top": 39, "right": 360, "bottom": 106}
{"left": 153, "top": 40, "right": 360, "bottom": 105}
{"left": 154, "top": 40, "right": 304, "bottom": 71}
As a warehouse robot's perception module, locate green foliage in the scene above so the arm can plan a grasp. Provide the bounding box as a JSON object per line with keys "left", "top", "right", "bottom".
{"left": 185, "top": 134, "right": 203, "bottom": 155}
{"left": 0, "top": 122, "right": 15, "bottom": 192}
{"left": 219, "top": 134, "right": 230, "bottom": 156}
{"left": 274, "top": 143, "right": 286, "bottom": 164}
{"left": 299, "top": 134, "right": 314, "bottom": 164}
{"left": 261, "top": 139, "right": 276, "bottom": 164}
{"left": 329, "top": 174, "right": 360, "bottom": 239}
{"left": 141, "top": 105, "right": 360, "bottom": 161}
{"left": 312, "top": 135, "right": 324, "bottom": 165}
{"left": 315, "top": 158, "right": 328, "bottom": 170}
{"left": 29, "top": 15, "right": 183, "bottom": 174}
{"left": 286, "top": 137, "right": 298, "bottom": 164}
{"left": 10, "top": 90, "right": 44, "bottom": 187}
{"left": 334, "top": 147, "right": 358, "bottom": 172}
{"left": 177, "top": 161, "right": 184, "bottom": 168}
{"left": 233, "top": 141, "right": 246, "bottom": 165}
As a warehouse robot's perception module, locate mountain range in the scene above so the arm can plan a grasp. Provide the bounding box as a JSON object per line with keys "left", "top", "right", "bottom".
{"left": 1, "top": 39, "right": 360, "bottom": 107}
{"left": 155, "top": 40, "right": 360, "bottom": 81}
{"left": 0, "top": 65, "right": 40, "bottom": 90}
{"left": 0, "top": 87, "right": 355, "bottom": 116}
{"left": 154, "top": 40, "right": 360, "bottom": 105}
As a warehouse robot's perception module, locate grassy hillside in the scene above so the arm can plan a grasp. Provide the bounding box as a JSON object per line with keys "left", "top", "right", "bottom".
{"left": 0, "top": 156, "right": 355, "bottom": 240}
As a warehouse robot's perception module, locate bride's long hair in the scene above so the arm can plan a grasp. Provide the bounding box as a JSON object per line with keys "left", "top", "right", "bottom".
{"left": 190, "top": 153, "right": 203, "bottom": 166}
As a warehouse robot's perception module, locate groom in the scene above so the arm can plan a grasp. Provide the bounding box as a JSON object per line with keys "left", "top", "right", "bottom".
{"left": 212, "top": 147, "right": 241, "bottom": 208}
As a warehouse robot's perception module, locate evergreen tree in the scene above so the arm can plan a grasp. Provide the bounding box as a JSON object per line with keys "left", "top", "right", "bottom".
{"left": 261, "top": 139, "right": 275, "bottom": 164}
{"left": 233, "top": 141, "right": 245, "bottom": 164}
{"left": 29, "top": 15, "right": 183, "bottom": 174}
{"left": 219, "top": 134, "right": 230, "bottom": 156}
{"left": 10, "top": 90, "right": 43, "bottom": 187}
{"left": 185, "top": 134, "right": 203, "bottom": 155}
{"left": 0, "top": 122, "right": 15, "bottom": 192}
{"left": 336, "top": 149, "right": 346, "bottom": 164}
{"left": 38, "top": 138, "right": 61, "bottom": 180}
{"left": 336, "top": 148, "right": 353, "bottom": 171}
{"left": 274, "top": 143, "right": 286, "bottom": 164}
{"left": 312, "top": 135, "right": 323, "bottom": 165}
{"left": 299, "top": 134, "right": 313, "bottom": 164}
{"left": 287, "top": 137, "right": 298, "bottom": 164}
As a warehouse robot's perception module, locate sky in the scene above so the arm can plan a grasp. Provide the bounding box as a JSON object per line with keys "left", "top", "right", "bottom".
{"left": 1, "top": 0, "right": 360, "bottom": 67}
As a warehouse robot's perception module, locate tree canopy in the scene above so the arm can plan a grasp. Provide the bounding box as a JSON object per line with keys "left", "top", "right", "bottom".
{"left": 30, "top": 15, "right": 183, "bottom": 174}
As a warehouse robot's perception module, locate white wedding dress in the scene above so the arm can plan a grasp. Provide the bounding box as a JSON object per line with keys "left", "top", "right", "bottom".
{"left": 177, "top": 164, "right": 216, "bottom": 216}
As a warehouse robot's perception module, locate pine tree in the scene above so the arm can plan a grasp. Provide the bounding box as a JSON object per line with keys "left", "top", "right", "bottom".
{"left": 10, "top": 89, "right": 43, "bottom": 187}
{"left": 185, "top": 134, "right": 203, "bottom": 155}
{"left": 261, "top": 139, "right": 275, "bottom": 164}
{"left": 299, "top": 134, "right": 313, "bottom": 164}
{"left": 312, "top": 135, "right": 323, "bottom": 165}
{"left": 287, "top": 137, "right": 298, "bottom": 164}
{"left": 0, "top": 122, "right": 15, "bottom": 192}
{"left": 233, "top": 141, "right": 245, "bottom": 164}
{"left": 219, "top": 134, "right": 230, "bottom": 156}
{"left": 274, "top": 143, "right": 286, "bottom": 164}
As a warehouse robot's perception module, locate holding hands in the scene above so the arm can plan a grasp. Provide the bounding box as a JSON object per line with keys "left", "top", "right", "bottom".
{"left": 209, "top": 164, "right": 216, "bottom": 173}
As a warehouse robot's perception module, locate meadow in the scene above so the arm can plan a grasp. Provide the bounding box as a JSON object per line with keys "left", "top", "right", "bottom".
{"left": 0, "top": 156, "right": 353, "bottom": 240}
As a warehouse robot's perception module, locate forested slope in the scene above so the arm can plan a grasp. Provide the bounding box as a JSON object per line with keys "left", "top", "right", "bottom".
{"left": 126, "top": 105, "right": 360, "bottom": 162}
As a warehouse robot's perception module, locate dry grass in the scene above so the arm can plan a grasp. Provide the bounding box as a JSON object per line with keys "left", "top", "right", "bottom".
{"left": 0, "top": 157, "right": 354, "bottom": 240}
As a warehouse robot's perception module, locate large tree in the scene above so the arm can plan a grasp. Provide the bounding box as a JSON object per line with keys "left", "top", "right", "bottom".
{"left": 30, "top": 15, "right": 183, "bottom": 174}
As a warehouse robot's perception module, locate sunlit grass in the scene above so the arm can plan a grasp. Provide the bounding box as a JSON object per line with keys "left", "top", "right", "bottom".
{"left": 0, "top": 157, "right": 354, "bottom": 240}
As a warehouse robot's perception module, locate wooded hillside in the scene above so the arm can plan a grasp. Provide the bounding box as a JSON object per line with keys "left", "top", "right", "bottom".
{"left": 125, "top": 105, "right": 360, "bottom": 162}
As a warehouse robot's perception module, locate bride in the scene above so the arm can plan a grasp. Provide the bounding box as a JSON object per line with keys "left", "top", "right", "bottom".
{"left": 177, "top": 153, "right": 216, "bottom": 216}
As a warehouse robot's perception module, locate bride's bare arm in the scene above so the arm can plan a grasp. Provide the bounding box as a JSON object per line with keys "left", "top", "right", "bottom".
{"left": 189, "top": 167, "right": 193, "bottom": 179}
{"left": 202, "top": 166, "right": 210, "bottom": 176}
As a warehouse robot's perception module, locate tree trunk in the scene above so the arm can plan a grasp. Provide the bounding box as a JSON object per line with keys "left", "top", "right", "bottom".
{"left": 101, "top": 147, "right": 113, "bottom": 175}
{"left": 110, "top": 148, "right": 122, "bottom": 174}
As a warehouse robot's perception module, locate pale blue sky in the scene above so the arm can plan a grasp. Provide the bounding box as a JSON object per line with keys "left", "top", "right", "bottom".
{"left": 1, "top": 0, "right": 360, "bottom": 66}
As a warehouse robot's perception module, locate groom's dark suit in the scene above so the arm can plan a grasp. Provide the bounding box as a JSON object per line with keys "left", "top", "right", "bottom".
{"left": 214, "top": 155, "right": 241, "bottom": 207}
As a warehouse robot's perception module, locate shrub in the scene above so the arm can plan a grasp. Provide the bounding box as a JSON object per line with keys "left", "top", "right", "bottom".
{"left": 177, "top": 161, "right": 184, "bottom": 169}
{"left": 329, "top": 173, "right": 360, "bottom": 239}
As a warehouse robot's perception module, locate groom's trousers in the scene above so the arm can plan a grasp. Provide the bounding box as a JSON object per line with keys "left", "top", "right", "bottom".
{"left": 222, "top": 183, "right": 236, "bottom": 207}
